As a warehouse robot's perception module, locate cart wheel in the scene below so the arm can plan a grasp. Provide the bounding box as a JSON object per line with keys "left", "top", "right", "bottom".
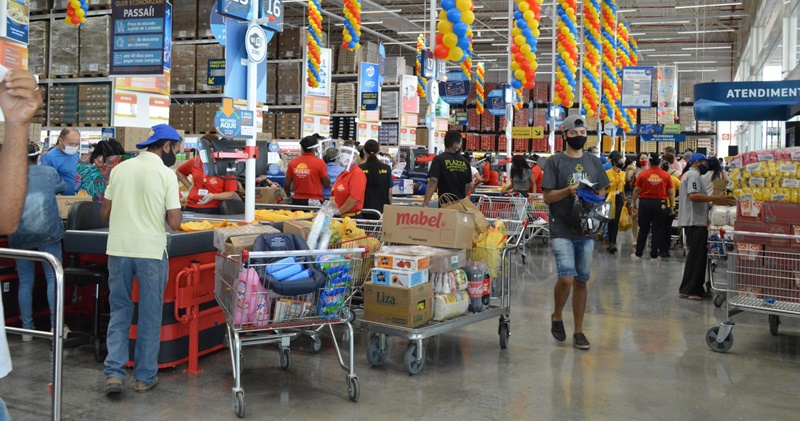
{"left": 347, "top": 376, "right": 360, "bottom": 402}
{"left": 713, "top": 294, "right": 725, "bottom": 308}
{"left": 542, "top": 237, "right": 549, "bottom": 245}
{"left": 366, "top": 336, "right": 388, "bottom": 367}
{"left": 342, "top": 307, "right": 356, "bottom": 323}
{"left": 403, "top": 343, "right": 425, "bottom": 375}
{"left": 769, "top": 315, "right": 780, "bottom": 336}
{"left": 279, "top": 348, "right": 291, "bottom": 370}
{"left": 499, "top": 323, "right": 510, "bottom": 349}
{"left": 233, "top": 390, "right": 245, "bottom": 418}
{"left": 310, "top": 334, "right": 322, "bottom": 354}
{"left": 705, "top": 326, "right": 734, "bottom": 353}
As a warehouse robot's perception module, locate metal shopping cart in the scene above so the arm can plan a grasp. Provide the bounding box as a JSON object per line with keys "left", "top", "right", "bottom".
{"left": 215, "top": 248, "right": 364, "bottom": 417}
{"left": 524, "top": 193, "right": 550, "bottom": 246}
{"left": 707, "top": 227, "right": 733, "bottom": 307}
{"left": 475, "top": 194, "right": 529, "bottom": 263}
{"left": 328, "top": 215, "right": 383, "bottom": 322}
{"left": 705, "top": 230, "right": 800, "bottom": 353}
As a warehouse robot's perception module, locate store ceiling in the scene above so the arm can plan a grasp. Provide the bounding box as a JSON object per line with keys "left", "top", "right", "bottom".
{"left": 283, "top": 0, "right": 767, "bottom": 80}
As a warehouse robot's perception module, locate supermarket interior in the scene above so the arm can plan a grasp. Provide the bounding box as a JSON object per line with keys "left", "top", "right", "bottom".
{"left": 1, "top": 0, "right": 800, "bottom": 419}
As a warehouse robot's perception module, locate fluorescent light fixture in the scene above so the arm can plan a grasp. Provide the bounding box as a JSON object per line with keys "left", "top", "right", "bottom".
{"left": 382, "top": 41, "right": 416, "bottom": 45}
{"left": 647, "top": 53, "right": 691, "bottom": 57}
{"left": 675, "top": 2, "right": 741, "bottom": 9}
{"left": 638, "top": 37, "right": 675, "bottom": 41}
{"left": 674, "top": 60, "right": 717, "bottom": 64}
{"left": 617, "top": 8, "right": 637, "bottom": 13}
{"left": 677, "top": 29, "right": 734, "bottom": 34}
{"left": 397, "top": 30, "right": 426, "bottom": 34}
{"left": 479, "top": 52, "right": 510, "bottom": 56}
{"left": 682, "top": 45, "right": 732, "bottom": 50}
{"left": 628, "top": 32, "right": 646, "bottom": 36}
{"left": 490, "top": 16, "right": 510, "bottom": 20}
{"left": 473, "top": 38, "right": 496, "bottom": 43}
{"left": 716, "top": 14, "right": 749, "bottom": 18}
{"left": 335, "top": 20, "right": 383, "bottom": 26}
{"left": 677, "top": 69, "right": 718, "bottom": 72}
{"left": 473, "top": 4, "right": 484, "bottom": 9}
{"left": 633, "top": 20, "right": 690, "bottom": 25}
{"left": 637, "top": 48, "right": 656, "bottom": 52}
{"left": 362, "top": 9, "right": 400, "bottom": 14}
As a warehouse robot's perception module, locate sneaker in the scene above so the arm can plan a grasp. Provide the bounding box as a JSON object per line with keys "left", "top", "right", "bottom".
{"left": 630, "top": 253, "right": 641, "bottom": 261}
{"left": 51, "top": 325, "right": 71, "bottom": 337}
{"left": 104, "top": 377, "right": 123, "bottom": 395}
{"left": 134, "top": 376, "right": 158, "bottom": 393}
{"left": 21, "top": 334, "right": 33, "bottom": 342}
{"left": 607, "top": 244, "right": 617, "bottom": 254}
{"left": 551, "top": 316, "right": 566, "bottom": 343}
{"left": 573, "top": 333, "right": 591, "bottom": 350}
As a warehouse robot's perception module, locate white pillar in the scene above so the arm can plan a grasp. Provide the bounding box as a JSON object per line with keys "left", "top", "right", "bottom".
{"left": 782, "top": 16, "right": 798, "bottom": 78}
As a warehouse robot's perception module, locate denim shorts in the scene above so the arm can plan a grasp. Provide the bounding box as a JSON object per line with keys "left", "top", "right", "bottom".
{"left": 551, "top": 238, "right": 595, "bottom": 282}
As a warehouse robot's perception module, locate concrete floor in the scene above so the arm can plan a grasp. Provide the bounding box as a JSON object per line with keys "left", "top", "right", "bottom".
{"left": 3, "top": 236, "right": 800, "bottom": 420}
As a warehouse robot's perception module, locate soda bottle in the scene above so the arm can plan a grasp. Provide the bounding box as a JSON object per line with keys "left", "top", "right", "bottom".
{"left": 479, "top": 260, "right": 491, "bottom": 306}
{"left": 466, "top": 260, "right": 484, "bottom": 313}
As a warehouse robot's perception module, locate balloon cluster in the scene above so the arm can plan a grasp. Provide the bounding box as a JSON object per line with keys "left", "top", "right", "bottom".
{"left": 341, "top": 0, "right": 361, "bottom": 50}
{"left": 514, "top": 88, "right": 524, "bottom": 110}
{"left": 616, "top": 23, "right": 635, "bottom": 132}
{"left": 476, "top": 62, "right": 485, "bottom": 115}
{"left": 599, "top": 0, "right": 621, "bottom": 124}
{"left": 65, "top": 0, "right": 89, "bottom": 26}
{"left": 433, "top": 0, "right": 475, "bottom": 64}
{"left": 306, "top": 0, "right": 323, "bottom": 88}
{"left": 416, "top": 34, "right": 428, "bottom": 98}
{"left": 554, "top": 0, "right": 578, "bottom": 108}
{"left": 580, "top": 0, "right": 602, "bottom": 118}
{"left": 509, "top": 0, "right": 543, "bottom": 91}
{"left": 460, "top": 49, "right": 473, "bottom": 81}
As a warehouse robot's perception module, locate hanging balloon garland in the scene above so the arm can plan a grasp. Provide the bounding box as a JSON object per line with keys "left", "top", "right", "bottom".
{"left": 515, "top": 88, "right": 524, "bottom": 110}
{"left": 65, "top": 0, "right": 88, "bottom": 26}
{"left": 433, "top": 0, "right": 475, "bottom": 64}
{"left": 306, "top": 0, "right": 323, "bottom": 88}
{"left": 341, "top": 0, "right": 361, "bottom": 50}
{"left": 416, "top": 34, "right": 428, "bottom": 98}
{"left": 509, "top": 0, "right": 543, "bottom": 91}
{"left": 554, "top": 0, "right": 578, "bottom": 107}
{"left": 476, "top": 62, "right": 485, "bottom": 115}
{"left": 600, "top": 0, "right": 620, "bottom": 125}
{"left": 460, "top": 43, "right": 473, "bottom": 81}
{"left": 581, "top": 0, "right": 602, "bottom": 118}
{"left": 616, "top": 23, "right": 635, "bottom": 132}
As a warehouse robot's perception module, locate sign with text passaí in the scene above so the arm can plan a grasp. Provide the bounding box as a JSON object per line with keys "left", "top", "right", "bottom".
{"left": 359, "top": 62, "right": 380, "bottom": 111}
{"left": 217, "top": 0, "right": 284, "bottom": 33}
{"left": 110, "top": 0, "right": 171, "bottom": 76}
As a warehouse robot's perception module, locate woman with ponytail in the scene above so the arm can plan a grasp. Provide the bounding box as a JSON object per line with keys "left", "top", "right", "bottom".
{"left": 359, "top": 139, "right": 392, "bottom": 220}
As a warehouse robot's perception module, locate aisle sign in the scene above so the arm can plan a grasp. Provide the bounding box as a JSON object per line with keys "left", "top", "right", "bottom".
{"left": 216, "top": 0, "right": 284, "bottom": 33}
{"left": 110, "top": 0, "right": 171, "bottom": 76}
{"left": 531, "top": 126, "right": 544, "bottom": 138}
{"left": 511, "top": 126, "right": 532, "bottom": 138}
{"left": 225, "top": 19, "right": 269, "bottom": 102}
{"left": 359, "top": 62, "right": 380, "bottom": 111}
{"left": 438, "top": 71, "right": 470, "bottom": 105}
{"left": 208, "top": 59, "right": 226, "bottom": 86}
{"left": 487, "top": 89, "right": 506, "bottom": 116}
{"left": 621, "top": 66, "right": 654, "bottom": 108}
{"left": 641, "top": 133, "right": 686, "bottom": 142}
{"left": 454, "top": 111, "right": 468, "bottom": 126}
{"left": 662, "top": 124, "right": 681, "bottom": 134}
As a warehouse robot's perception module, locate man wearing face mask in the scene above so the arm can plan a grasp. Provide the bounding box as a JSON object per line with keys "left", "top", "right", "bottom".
{"left": 40, "top": 127, "right": 81, "bottom": 195}
{"left": 331, "top": 142, "right": 367, "bottom": 217}
{"left": 100, "top": 124, "right": 183, "bottom": 394}
{"left": 677, "top": 153, "right": 736, "bottom": 301}
{"left": 542, "top": 115, "right": 609, "bottom": 350}
{"left": 423, "top": 130, "right": 473, "bottom": 207}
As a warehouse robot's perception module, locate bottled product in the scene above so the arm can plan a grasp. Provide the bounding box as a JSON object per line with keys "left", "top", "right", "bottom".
{"left": 235, "top": 267, "right": 260, "bottom": 325}
{"left": 466, "top": 260, "right": 485, "bottom": 313}
{"left": 479, "top": 260, "right": 491, "bottom": 306}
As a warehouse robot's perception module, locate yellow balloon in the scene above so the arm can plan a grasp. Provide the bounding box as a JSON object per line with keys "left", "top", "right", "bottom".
{"left": 515, "top": 69, "right": 526, "bottom": 81}
{"left": 515, "top": 35, "right": 526, "bottom": 46}
{"left": 523, "top": 10, "right": 534, "bottom": 22}
{"left": 439, "top": 10, "right": 448, "bottom": 20}
{"left": 561, "top": 52, "right": 570, "bottom": 60}
{"left": 456, "top": 0, "right": 471, "bottom": 11}
{"left": 344, "top": 35, "right": 352, "bottom": 42}
{"left": 532, "top": 28, "right": 540, "bottom": 38}
{"left": 447, "top": 47, "right": 464, "bottom": 62}
{"left": 75, "top": 8, "right": 85, "bottom": 17}
{"left": 519, "top": 1, "right": 530, "bottom": 12}
{"left": 64, "top": 16, "right": 72, "bottom": 25}
{"left": 511, "top": 27, "right": 522, "bottom": 37}
{"left": 560, "top": 27, "right": 570, "bottom": 35}
{"left": 462, "top": 10, "right": 475, "bottom": 25}
{"left": 438, "top": 20, "right": 452, "bottom": 33}
{"left": 511, "top": 61, "right": 520, "bottom": 71}
{"left": 70, "top": 0, "right": 80, "bottom": 8}
{"left": 443, "top": 33, "right": 458, "bottom": 48}
{"left": 521, "top": 44, "right": 531, "bottom": 55}
{"left": 466, "top": 28, "right": 473, "bottom": 37}
{"left": 531, "top": 62, "right": 538, "bottom": 71}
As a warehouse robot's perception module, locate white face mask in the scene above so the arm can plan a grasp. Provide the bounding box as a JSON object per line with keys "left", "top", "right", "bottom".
{"left": 593, "top": 152, "right": 601, "bottom": 158}
{"left": 63, "top": 145, "right": 80, "bottom": 155}
{"left": 338, "top": 145, "right": 359, "bottom": 170}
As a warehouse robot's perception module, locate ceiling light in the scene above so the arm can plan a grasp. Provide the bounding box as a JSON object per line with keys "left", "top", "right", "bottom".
{"left": 638, "top": 37, "right": 675, "bottom": 41}
{"left": 335, "top": 20, "right": 383, "bottom": 26}
{"left": 473, "top": 4, "right": 484, "bottom": 8}
{"left": 397, "top": 30, "right": 426, "bottom": 34}
{"left": 633, "top": 20, "right": 690, "bottom": 25}
{"left": 473, "top": 38, "right": 496, "bottom": 43}
{"left": 362, "top": 9, "right": 400, "bottom": 14}
{"left": 675, "top": 2, "right": 742, "bottom": 9}
{"left": 682, "top": 45, "right": 732, "bottom": 50}
{"left": 677, "top": 29, "right": 734, "bottom": 34}
{"left": 637, "top": 48, "right": 656, "bottom": 52}
{"left": 628, "top": 32, "right": 646, "bottom": 36}
{"left": 382, "top": 41, "right": 416, "bottom": 45}
{"left": 490, "top": 16, "right": 509, "bottom": 20}
{"left": 647, "top": 53, "right": 691, "bottom": 57}
{"left": 674, "top": 60, "right": 717, "bottom": 64}
{"left": 617, "top": 8, "right": 637, "bottom": 13}
{"left": 677, "top": 69, "right": 718, "bottom": 73}
{"left": 479, "top": 52, "right": 510, "bottom": 56}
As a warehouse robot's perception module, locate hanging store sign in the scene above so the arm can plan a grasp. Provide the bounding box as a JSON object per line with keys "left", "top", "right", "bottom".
{"left": 215, "top": 97, "right": 255, "bottom": 139}
{"left": 245, "top": 25, "right": 267, "bottom": 63}
{"left": 224, "top": 19, "right": 268, "bottom": 102}
{"left": 640, "top": 133, "right": 686, "bottom": 142}
{"left": 207, "top": 59, "right": 225, "bottom": 86}
{"left": 454, "top": 111, "right": 468, "bottom": 126}
{"left": 110, "top": 0, "right": 171, "bottom": 76}
{"left": 438, "top": 71, "right": 470, "bottom": 105}
{"left": 359, "top": 61, "right": 380, "bottom": 111}
{"left": 694, "top": 80, "right": 800, "bottom": 121}
{"left": 216, "top": 0, "right": 284, "bottom": 33}
{"left": 487, "top": 89, "right": 505, "bottom": 117}
{"left": 621, "top": 66, "right": 654, "bottom": 108}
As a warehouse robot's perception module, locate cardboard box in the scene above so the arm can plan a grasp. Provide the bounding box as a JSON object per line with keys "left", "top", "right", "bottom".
{"left": 762, "top": 201, "right": 800, "bottom": 224}
{"left": 371, "top": 267, "right": 428, "bottom": 288}
{"left": 381, "top": 205, "right": 476, "bottom": 249}
{"left": 363, "top": 282, "right": 433, "bottom": 328}
{"left": 282, "top": 219, "right": 312, "bottom": 241}
{"left": 254, "top": 186, "right": 286, "bottom": 204}
{"left": 57, "top": 195, "right": 92, "bottom": 219}
{"left": 375, "top": 245, "right": 466, "bottom": 273}
{"left": 172, "top": 0, "right": 197, "bottom": 39}
{"left": 116, "top": 127, "right": 154, "bottom": 152}
{"left": 736, "top": 199, "right": 763, "bottom": 221}
{"left": 375, "top": 253, "right": 430, "bottom": 271}
{"left": 222, "top": 234, "right": 262, "bottom": 256}
{"left": 213, "top": 224, "right": 280, "bottom": 252}
{"left": 392, "top": 179, "right": 414, "bottom": 195}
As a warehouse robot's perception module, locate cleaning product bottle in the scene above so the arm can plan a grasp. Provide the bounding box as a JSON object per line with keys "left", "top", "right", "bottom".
{"left": 251, "top": 282, "right": 271, "bottom": 327}
{"left": 235, "top": 266, "right": 261, "bottom": 326}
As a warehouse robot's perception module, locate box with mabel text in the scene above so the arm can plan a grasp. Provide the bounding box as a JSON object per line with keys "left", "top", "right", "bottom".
{"left": 381, "top": 205, "right": 475, "bottom": 249}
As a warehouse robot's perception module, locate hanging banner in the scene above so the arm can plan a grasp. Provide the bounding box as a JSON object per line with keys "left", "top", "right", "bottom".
{"left": 438, "top": 71, "right": 471, "bottom": 105}
{"left": 656, "top": 66, "right": 678, "bottom": 124}
{"left": 621, "top": 66, "right": 654, "bottom": 108}
{"left": 305, "top": 48, "right": 332, "bottom": 98}
{"left": 216, "top": 0, "right": 284, "bottom": 33}
{"left": 359, "top": 61, "right": 380, "bottom": 112}
{"left": 224, "top": 19, "right": 269, "bottom": 103}
{"left": 640, "top": 133, "right": 686, "bottom": 142}
{"left": 400, "top": 74, "right": 419, "bottom": 114}
{"left": 378, "top": 43, "right": 386, "bottom": 86}
{"left": 110, "top": 0, "right": 171, "bottom": 76}
{"left": 487, "top": 89, "right": 506, "bottom": 117}
{"left": 694, "top": 80, "right": 800, "bottom": 121}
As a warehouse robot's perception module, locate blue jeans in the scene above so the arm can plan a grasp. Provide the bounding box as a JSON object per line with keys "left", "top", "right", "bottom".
{"left": 551, "top": 238, "right": 595, "bottom": 282}
{"left": 103, "top": 254, "right": 168, "bottom": 385}
{"left": 15, "top": 240, "right": 62, "bottom": 330}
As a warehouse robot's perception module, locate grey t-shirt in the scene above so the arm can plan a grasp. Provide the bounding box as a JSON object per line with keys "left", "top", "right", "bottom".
{"left": 678, "top": 168, "right": 709, "bottom": 227}
{"left": 541, "top": 152, "right": 611, "bottom": 239}
{"left": 512, "top": 168, "right": 533, "bottom": 191}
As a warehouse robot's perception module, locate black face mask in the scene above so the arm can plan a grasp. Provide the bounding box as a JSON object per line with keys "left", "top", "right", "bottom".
{"left": 565, "top": 135, "right": 587, "bottom": 151}
{"left": 616, "top": 160, "right": 625, "bottom": 169}
{"left": 161, "top": 147, "right": 176, "bottom": 167}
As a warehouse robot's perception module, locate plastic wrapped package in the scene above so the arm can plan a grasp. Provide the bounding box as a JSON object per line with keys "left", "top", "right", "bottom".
{"left": 433, "top": 291, "right": 469, "bottom": 321}
{"left": 29, "top": 21, "right": 48, "bottom": 78}
{"left": 710, "top": 205, "right": 735, "bottom": 227}
{"left": 50, "top": 22, "right": 79, "bottom": 77}
{"left": 172, "top": 0, "right": 198, "bottom": 39}
{"left": 276, "top": 62, "right": 302, "bottom": 104}
{"left": 305, "top": 201, "right": 337, "bottom": 251}
{"left": 197, "top": 0, "right": 214, "bottom": 38}
{"left": 30, "top": 0, "right": 51, "bottom": 14}
{"left": 171, "top": 44, "right": 196, "bottom": 93}
{"left": 196, "top": 44, "right": 224, "bottom": 93}
{"left": 79, "top": 16, "right": 110, "bottom": 76}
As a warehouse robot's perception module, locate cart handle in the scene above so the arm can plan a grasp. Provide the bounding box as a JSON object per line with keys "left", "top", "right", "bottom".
{"left": 242, "top": 248, "right": 367, "bottom": 260}
{"left": 721, "top": 229, "right": 800, "bottom": 240}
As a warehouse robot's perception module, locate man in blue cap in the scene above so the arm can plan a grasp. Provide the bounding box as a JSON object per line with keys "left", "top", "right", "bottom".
{"left": 677, "top": 153, "right": 735, "bottom": 301}
{"left": 100, "top": 124, "right": 183, "bottom": 394}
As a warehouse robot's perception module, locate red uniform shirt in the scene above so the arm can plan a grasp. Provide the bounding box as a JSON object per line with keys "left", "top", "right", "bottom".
{"left": 635, "top": 167, "right": 674, "bottom": 199}
{"left": 286, "top": 152, "right": 328, "bottom": 201}
{"left": 332, "top": 166, "right": 366, "bottom": 214}
{"left": 482, "top": 163, "right": 500, "bottom": 186}
{"left": 177, "top": 157, "right": 237, "bottom": 209}
{"left": 531, "top": 164, "right": 543, "bottom": 193}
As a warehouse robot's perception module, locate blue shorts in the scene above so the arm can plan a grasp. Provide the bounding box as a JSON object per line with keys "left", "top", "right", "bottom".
{"left": 551, "top": 238, "right": 595, "bottom": 282}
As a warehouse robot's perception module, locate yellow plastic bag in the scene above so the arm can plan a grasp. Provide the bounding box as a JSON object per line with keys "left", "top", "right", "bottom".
{"left": 471, "top": 221, "right": 508, "bottom": 279}
{"left": 619, "top": 206, "right": 632, "bottom": 232}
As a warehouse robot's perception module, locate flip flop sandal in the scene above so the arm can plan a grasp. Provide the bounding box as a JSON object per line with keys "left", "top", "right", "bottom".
{"left": 679, "top": 294, "right": 703, "bottom": 301}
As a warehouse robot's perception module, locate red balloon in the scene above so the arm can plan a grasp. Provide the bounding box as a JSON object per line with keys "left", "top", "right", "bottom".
{"left": 436, "top": 33, "right": 444, "bottom": 44}
{"left": 434, "top": 45, "right": 449, "bottom": 59}
{"left": 521, "top": 61, "right": 531, "bottom": 71}
{"left": 67, "top": 9, "right": 75, "bottom": 16}
{"left": 71, "top": 16, "right": 80, "bottom": 24}
{"left": 515, "top": 53, "right": 525, "bottom": 63}
{"left": 525, "top": 81, "right": 535, "bottom": 89}
{"left": 510, "top": 45, "right": 520, "bottom": 55}
{"left": 525, "top": 70, "right": 535, "bottom": 79}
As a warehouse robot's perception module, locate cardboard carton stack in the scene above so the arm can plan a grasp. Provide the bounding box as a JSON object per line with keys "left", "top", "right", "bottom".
{"left": 196, "top": 44, "right": 224, "bottom": 93}
{"left": 49, "top": 85, "right": 78, "bottom": 125}
{"left": 335, "top": 83, "right": 356, "bottom": 113}
{"left": 275, "top": 113, "right": 301, "bottom": 139}
{"left": 29, "top": 21, "right": 48, "bottom": 78}
{"left": 383, "top": 57, "right": 406, "bottom": 85}
{"left": 78, "top": 84, "right": 112, "bottom": 126}
{"left": 50, "top": 21, "right": 79, "bottom": 77}
{"left": 266, "top": 63, "right": 278, "bottom": 104}
{"left": 79, "top": 16, "right": 110, "bottom": 76}
{"left": 169, "top": 104, "right": 195, "bottom": 134}
{"left": 381, "top": 91, "right": 398, "bottom": 119}
{"left": 278, "top": 28, "right": 304, "bottom": 59}
{"left": 30, "top": 0, "right": 51, "bottom": 14}
{"left": 171, "top": 44, "right": 197, "bottom": 93}
{"left": 337, "top": 48, "right": 364, "bottom": 74}
{"left": 262, "top": 112, "right": 276, "bottom": 137}
{"left": 172, "top": 0, "right": 198, "bottom": 39}
{"left": 197, "top": 0, "right": 214, "bottom": 38}
{"left": 194, "top": 103, "right": 218, "bottom": 133}
{"left": 277, "top": 62, "right": 302, "bottom": 104}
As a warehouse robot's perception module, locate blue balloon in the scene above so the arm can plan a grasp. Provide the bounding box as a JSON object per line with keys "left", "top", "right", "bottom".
{"left": 446, "top": 8, "right": 462, "bottom": 23}
{"left": 353, "top": 36, "right": 360, "bottom": 43}
{"left": 517, "top": 20, "right": 527, "bottom": 30}
{"left": 81, "top": 3, "right": 88, "bottom": 10}
{"left": 514, "top": 11, "right": 523, "bottom": 20}
{"left": 522, "top": 28, "right": 532, "bottom": 38}
{"left": 511, "top": 79, "right": 522, "bottom": 89}
{"left": 457, "top": 35, "right": 470, "bottom": 49}
{"left": 349, "top": 41, "right": 356, "bottom": 48}
{"left": 453, "top": 22, "right": 467, "bottom": 36}
{"left": 527, "top": 36, "right": 536, "bottom": 45}
{"left": 442, "top": 0, "right": 456, "bottom": 10}
{"left": 531, "top": 45, "right": 537, "bottom": 53}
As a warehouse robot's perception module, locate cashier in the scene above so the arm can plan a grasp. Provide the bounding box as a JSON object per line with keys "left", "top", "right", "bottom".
{"left": 176, "top": 134, "right": 238, "bottom": 214}
{"left": 40, "top": 128, "right": 81, "bottom": 195}
{"left": 284, "top": 134, "right": 330, "bottom": 206}
{"left": 331, "top": 142, "right": 367, "bottom": 217}
{"left": 359, "top": 139, "right": 392, "bottom": 219}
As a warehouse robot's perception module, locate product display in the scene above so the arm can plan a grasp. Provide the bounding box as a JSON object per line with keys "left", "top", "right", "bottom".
{"left": 50, "top": 21, "right": 79, "bottom": 77}
{"left": 171, "top": 44, "right": 197, "bottom": 93}
{"left": 29, "top": 21, "right": 48, "bottom": 77}
{"left": 729, "top": 149, "right": 800, "bottom": 203}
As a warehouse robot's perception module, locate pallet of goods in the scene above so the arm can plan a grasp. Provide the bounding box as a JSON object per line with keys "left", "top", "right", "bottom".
{"left": 171, "top": 44, "right": 197, "bottom": 94}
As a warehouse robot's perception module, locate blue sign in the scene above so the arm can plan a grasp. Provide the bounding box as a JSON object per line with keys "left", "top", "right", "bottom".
{"left": 110, "top": 0, "right": 171, "bottom": 75}
{"left": 224, "top": 20, "right": 269, "bottom": 102}
{"left": 208, "top": 59, "right": 225, "bottom": 86}
{"left": 378, "top": 43, "right": 386, "bottom": 86}
{"left": 454, "top": 111, "right": 468, "bottom": 125}
{"left": 487, "top": 89, "right": 506, "bottom": 116}
{"left": 360, "top": 62, "right": 380, "bottom": 111}
{"left": 438, "top": 71, "right": 471, "bottom": 105}
{"left": 210, "top": 7, "right": 227, "bottom": 46}
{"left": 215, "top": 98, "right": 243, "bottom": 139}
{"left": 694, "top": 80, "right": 800, "bottom": 121}
{"left": 640, "top": 133, "right": 686, "bottom": 142}
{"left": 5, "top": 0, "right": 28, "bottom": 44}
{"left": 217, "top": 0, "right": 284, "bottom": 33}
{"left": 422, "top": 51, "right": 435, "bottom": 79}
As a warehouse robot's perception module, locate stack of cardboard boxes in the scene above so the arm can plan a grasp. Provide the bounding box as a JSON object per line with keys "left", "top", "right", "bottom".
{"left": 173, "top": 0, "right": 198, "bottom": 39}
{"left": 276, "top": 62, "right": 302, "bottom": 105}
{"left": 78, "top": 84, "right": 112, "bottom": 126}
{"left": 267, "top": 64, "right": 278, "bottom": 104}
{"left": 50, "top": 21, "right": 79, "bottom": 77}
{"left": 171, "top": 45, "right": 197, "bottom": 93}
{"left": 169, "top": 104, "right": 195, "bottom": 134}
{"left": 262, "top": 113, "right": 276, "bottom": 137}
{"left": 79, "top": 16, "right": 110, "bottom": 76}
{"left": 197, "top": 0, "right": 215, "bottom": 38}
{"left": 275, "top": 113, "right": 301, "bottom": 139}
{"left": 335, "top": 83, "right": 356, "bottom": 114}
{"left": 278, "top": 28, "right": 304, "bottom": 59}
{"left": 49, "top": 85, "right": 79, "bottom": 126}
{"left": 194, "top": 103, "right": 218, "bottom": 133}
{"left": 29, "top": 21, "right": 48, "bottom": 78}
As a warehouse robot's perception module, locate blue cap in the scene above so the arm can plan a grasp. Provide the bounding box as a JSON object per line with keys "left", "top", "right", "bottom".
{"left": 688, "top": 153, "right": 708, "bottom": 165}
{"left": 135, "top": 124, "right": 182, "bottom": 150}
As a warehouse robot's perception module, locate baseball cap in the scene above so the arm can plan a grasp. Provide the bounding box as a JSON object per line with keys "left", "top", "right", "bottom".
{"left": 688, "top": 152, "right": 708, "bottom": 165}
{"left": 561, "top": 115, "right": 586, "bottom": 131}
{"left": 299, "top": 135, "right": 320, "bottom": 151}
{"left": 135, "top": 124, "right": 182, "bottom": 149}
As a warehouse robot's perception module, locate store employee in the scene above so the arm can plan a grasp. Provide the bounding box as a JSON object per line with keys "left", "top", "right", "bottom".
{"left": 40, "top": 128, "right": 81, "bottom": 195}
{"left": 331, "top": 142, "right": 366, "bottom": 217}
{"left": 176, "top": 134, "right": 238, "bottom": 214}
{"left": 423, "top": 130, "right": 472, "bottom": 207}
{"left": 284, "top": 134, "right": 330, "bottom": 206}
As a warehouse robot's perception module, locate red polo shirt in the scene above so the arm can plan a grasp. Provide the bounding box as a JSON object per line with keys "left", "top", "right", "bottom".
{"left": 178, "top": 157, "right": 237, "bottom": 209}
{"left": 332, "top": 166, "right": 366, "bottom": 214}
{"left": 635, "top": 167, "right": 674, "bottom": 199}
{"left": 286, "top": 152, "right": 328, "bottom": 201}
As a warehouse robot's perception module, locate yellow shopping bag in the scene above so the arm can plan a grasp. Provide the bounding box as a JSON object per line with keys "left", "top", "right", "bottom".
{"left": 619, "top": 205, "right": 632, "bottom": 232}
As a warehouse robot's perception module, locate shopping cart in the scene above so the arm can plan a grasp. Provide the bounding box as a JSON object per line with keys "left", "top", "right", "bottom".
{"left": 475, "top": 194, "right": 529, "bottom": 263}
{"left": 215, "top": 248, "right": 364, "bottom": 417}
{"left": 706, "top": 230, "right": 800, "bottom": 353}
{"left": 524, "top": 193, "right": 550, "bottom": 246}
{"left": 707, "top": 228, "right": 733, "bottom": 307}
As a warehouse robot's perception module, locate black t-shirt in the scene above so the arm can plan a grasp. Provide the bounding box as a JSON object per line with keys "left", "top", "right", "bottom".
{"left": 360, "top": 162, "right": 393, "bottom": 214}
{"left": 427, "top": 151, "right": 471, "bottom": 201}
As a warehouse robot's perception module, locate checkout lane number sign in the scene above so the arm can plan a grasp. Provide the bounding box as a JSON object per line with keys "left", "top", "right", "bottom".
{"left": 245, "top": 25, "right": 267, "bottom": 63}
